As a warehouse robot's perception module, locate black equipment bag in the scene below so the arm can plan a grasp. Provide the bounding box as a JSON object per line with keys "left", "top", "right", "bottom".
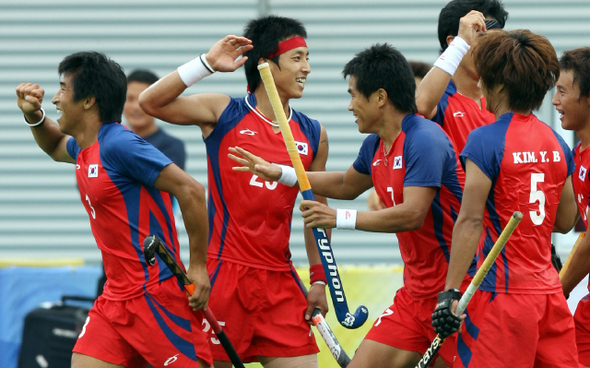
{"left": 18, "top": 295, "right": 95, "bottom": 368}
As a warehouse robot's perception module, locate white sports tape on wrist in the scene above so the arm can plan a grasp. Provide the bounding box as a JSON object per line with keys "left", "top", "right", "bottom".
{"left": 24, "top": 107, "right": 46, "bottom": 127}
{"left": 277, "top": 164, "right": 297, "bottom": 187}
{"left": 434, "top": 36, "right": 470, "bottom": 77}
{"left": 177, "top": 54, "right": 214, "bottom": 87}
{"left": 336, "top": 209, "right": 357, "bottom": 230}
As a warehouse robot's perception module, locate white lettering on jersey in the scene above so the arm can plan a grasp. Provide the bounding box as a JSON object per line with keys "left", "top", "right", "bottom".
{"left": 512, "top": 151, "right": 538, "bottom": 164}
{"left": 88, "top": 164, "right": 99, "bottom": 177}
{"left": 553, "top": 150, "right": 561, "bottom": 162}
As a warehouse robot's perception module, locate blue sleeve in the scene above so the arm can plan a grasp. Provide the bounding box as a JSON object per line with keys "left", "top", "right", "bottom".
{"left": 460, "top": 125, "right": 505, "bottom": 182}
{"left": 403, "top": 126, "right": 450, "bottom": 188}
{"left": 66, "top": 136, "right": 80, "bottom": 160}
{"left": 552, "top": 129, "right": 575, "bottom": 177}
{"left": 102, "top": 130, "right": 172, "bottom": 187}
{"left": 352, "top": 134, "right": 379, "bottom": 175}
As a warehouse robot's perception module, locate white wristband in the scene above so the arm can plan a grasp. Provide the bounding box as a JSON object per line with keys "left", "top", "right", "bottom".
{"left": 24, "top": 107, "right": 46, "bottom": 127}
{"left": 177, "top": 53, "right": 215, "bottom": 87}
{"left": 433, "top": 36, "right": 470, "bottom": 77}
{"left": 312, "top": 281, "right": 327, "bottom": 286}
{"left": 277, "top": 164, "right": 298, "bottom": 187}
{"left": 336, "top": 209, "right": 357, "bottom": 230}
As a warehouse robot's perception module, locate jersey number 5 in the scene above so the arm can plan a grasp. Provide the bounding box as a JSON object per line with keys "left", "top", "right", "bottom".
{"left": 529, "top": 173, "right": 545, "bottom": 225}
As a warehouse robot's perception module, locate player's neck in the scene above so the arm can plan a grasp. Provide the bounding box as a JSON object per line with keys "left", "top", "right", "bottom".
{"left": 73, "top": 118, "right": 102, "bottom": 149}
{"left": 254, "top": 89, "right": 289, "bottom": 125}
{"left": 379, "top": 111, "right": 404, "bottom": 148}
{"left": 452, "top": 69, "right": 483, "bottom": 103}
{"left": 577, "top": 127, "right": 590, "bottom": 151}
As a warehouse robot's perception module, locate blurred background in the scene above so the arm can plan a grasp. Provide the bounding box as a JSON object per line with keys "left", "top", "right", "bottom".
{"left": 1, "top": 1, "right": 589, "bottom": 367}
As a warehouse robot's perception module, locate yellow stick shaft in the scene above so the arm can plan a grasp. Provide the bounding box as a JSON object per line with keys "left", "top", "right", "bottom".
{"left": 559, "top": 232, "right": 585, "bottom": 279}
{"left": 257, "top": 62, "right": 312, "bottom": 191}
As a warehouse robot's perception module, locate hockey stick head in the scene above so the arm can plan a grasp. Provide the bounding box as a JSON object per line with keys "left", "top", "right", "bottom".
{"left": 338, "top": 306, "right": 369, "bottom": 329}
{"left": 143, "top": 235, "right": 158, "bottom": 266}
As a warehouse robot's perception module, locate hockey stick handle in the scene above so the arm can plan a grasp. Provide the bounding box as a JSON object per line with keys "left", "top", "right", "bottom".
{"left": 257, "top": 62, "right": 368, "bottom": 329}
{"left": 415, "top": 211, "right": 523, "bottom": 368}
{"left": 143, "top": 235, "right": 245, "bottom": 368}
{"left": 257, "top": 62, "right": 311, "bottom": 191}
{"left": 456, "top": 211, "right": 523, "bottom": 314}
{"left": 559, "top": 232, "right": 585, "bottom": 279}
{"left": 300, "top": 281, "right": 351, "bottom": 367}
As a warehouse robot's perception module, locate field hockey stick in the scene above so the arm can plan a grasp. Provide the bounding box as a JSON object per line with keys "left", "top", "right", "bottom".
{"left": 143, "top": 235, "right": 245, "bottom": 368}
{"left": 299, "top": 280, "right": 351, "bottom": 367}
{"left": 415, "top": 211, "right": 523, "bottom": 368}
{"left": 559, "top": 232, "right": 585, "bottom": 279}
{"left": 257, "top": 62, "right": 368, "bottom": 329}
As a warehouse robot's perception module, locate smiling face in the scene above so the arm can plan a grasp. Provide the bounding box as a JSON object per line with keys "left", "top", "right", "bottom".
{"left": 51, "top": 73, "right": 87, "bottom": 135}
{"left": 347, "top": 75, "right": 380, "bottom": 134}
{"left": 124, "top": 81, "right": 156, "bottom": 136}
{"left": 553, "top": 69, "right": 590, "bottom": 132}
{"left": 269, "top": 45, "right": 310, "bottom": 100}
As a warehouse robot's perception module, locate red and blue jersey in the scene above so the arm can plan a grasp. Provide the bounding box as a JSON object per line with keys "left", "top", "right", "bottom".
{"left": 353, "top": 114, "right": 470, "bottom": 299}
{"left": 573, "top": 142, "right": 590, "bottom": 229}
{"left": 461, "top": 112, "right": 574, "bottom": 294}
{"left": 205, "top": 93, "right": 321, "bottom": 271}
{"left": 432, "top": 80, "right": 495, "bottom": 156}
{"left": 66, "top": 123, "right": 179, "bottom": 301}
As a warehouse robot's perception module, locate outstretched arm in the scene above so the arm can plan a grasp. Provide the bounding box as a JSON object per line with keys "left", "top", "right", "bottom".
{"left": 229, "top": 145, "right": 373, "bottom": 199}
{"left": 416, "top": 10, "right": 486, "bottom": 119}
{"left": 16, "top": 83, "right": 74, "bottom": 163}
{"left": 299, "top": 185, "right": 436, "bottom": 232}
{"left": 153, "top": 164, "right": 210, "bottom": 310}
{"left": 139, "top": 35, "right": 253, "bottom": 129}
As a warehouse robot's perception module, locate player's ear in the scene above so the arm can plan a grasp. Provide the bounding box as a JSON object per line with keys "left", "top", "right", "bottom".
{"left": 83, "top": 95, "right": 96, "bottom": 110}
{"left": 446, "top": 35, "right": 454, "bottom": 47}
{"left": 377, "top": 88, "right": 388, "bottom": 107}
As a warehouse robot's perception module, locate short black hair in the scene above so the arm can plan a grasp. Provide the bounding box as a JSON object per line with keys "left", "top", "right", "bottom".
{"left": 559, "top": 47, "right": 590, "bottom": 99}
{"left": 343, "top": 43, "right": 417, "bottom": 114}
{"left": 127, "top": 69, "right": 159, "bottom": 85}
{"left": 243, "top": 15, "right": 307, "bottom": 93}
{"left": 58, "top": 51, "right": 127, "bottom": 123}
{"left": 438, "top": 0, "right": 508, "bottom": 53}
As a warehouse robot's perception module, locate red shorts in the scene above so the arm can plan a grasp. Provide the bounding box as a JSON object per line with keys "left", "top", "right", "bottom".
{"left": 456, "top": 290, "right": 579, "bottom": 368}
{"left": 73, "top": 277, "right": 212, "bottom": 367}
{"left": 574, "top": 294, "right": 590, "bottom": 366}
{"left": 207, "top": 259, "right": 318, "bottom": 363}
{"left": 365, "top": 287, "right": 458, "bottom": 367}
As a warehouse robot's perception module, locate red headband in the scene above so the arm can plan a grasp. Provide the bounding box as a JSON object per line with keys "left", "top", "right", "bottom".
{"left": 268, "top": 36, "right": 307, "bottom": 59}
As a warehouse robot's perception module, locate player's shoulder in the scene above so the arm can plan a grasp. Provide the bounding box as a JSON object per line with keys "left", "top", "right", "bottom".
{"left": 291, "top": 108, "right": 321, "bottom": 129}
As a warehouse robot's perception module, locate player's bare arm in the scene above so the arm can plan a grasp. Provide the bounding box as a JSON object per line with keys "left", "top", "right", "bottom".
{"left": 416, "top": 10, "right": 487, "bottom": 119}
{"left": 303, "top": 125, "right": 330, "bottom": 322}
{"left": 445, "top": 159, "right": 490, "bottom": 291}
{"left": 553, "top": 176, "right": 577, "bottom": 233}
{"left": 153, "top": 164, "right": 210, "bottom": 310}
{"left": 139, "top": 35, "right": 253, "bottom": 133}
{"left": 16, "top": 83, "right": 74, "bottom": 163}
{"left": 561, "top": 228, "right": 590, "bottom": 297}
{"left": 300, "top": 185, "right": 435, "bottom": 232}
